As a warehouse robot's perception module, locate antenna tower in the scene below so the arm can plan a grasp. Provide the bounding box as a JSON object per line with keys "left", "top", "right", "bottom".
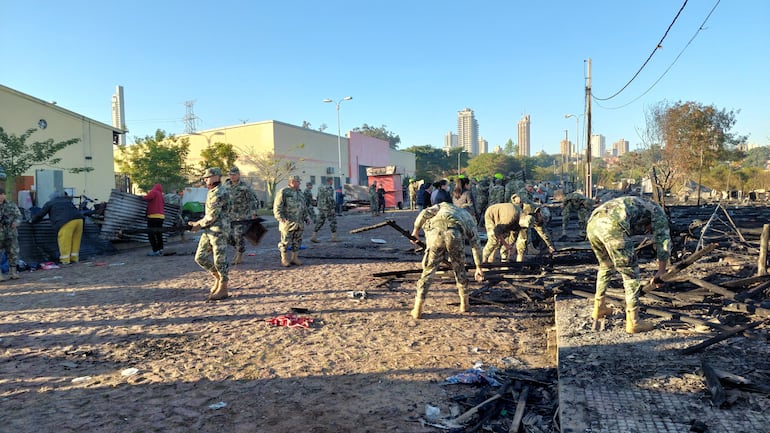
{"left": 183, "top": 100, "right": 199, "bottom": 133}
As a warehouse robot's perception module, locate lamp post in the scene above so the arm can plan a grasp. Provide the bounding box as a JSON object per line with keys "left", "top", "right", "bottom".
{"left": 565, "top": 113, "right": 583, "bottom": 189}
{"left": 191, "top": 131, "right": 225, "bottom": 146}
{"left": 323, "top": 96, "right": 353, "bottom": 180}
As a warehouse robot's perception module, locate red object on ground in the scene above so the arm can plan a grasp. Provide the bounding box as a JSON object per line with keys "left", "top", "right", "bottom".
{"left": 267, "top": 314, "right": 314, "bottom": 328}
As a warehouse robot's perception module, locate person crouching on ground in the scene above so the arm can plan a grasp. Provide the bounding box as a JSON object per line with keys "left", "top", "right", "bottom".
{"left": 189, "top": 168, "right": 231, "bottom": 301}
{"left": 586, "top": 196, "right": 670, "bottom": 333}
{"left": 31, "top": 191, "right": 84, "bottom": 265}
{"left": 409, "top": 202, "right": 484, "bottom": 319}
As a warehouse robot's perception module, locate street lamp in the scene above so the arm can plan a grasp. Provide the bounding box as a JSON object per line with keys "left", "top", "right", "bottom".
{"left": 323, "top": 96, "right": 353, "bottom": 180}
{"left": 191, "top": 131, "right": 225, "bottom": 146}
{"left": 565, "top": 113, "right": 583, "bottom": 189}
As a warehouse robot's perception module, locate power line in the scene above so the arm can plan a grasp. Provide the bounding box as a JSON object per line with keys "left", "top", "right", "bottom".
{"left": 594, "top": 0, "right": 721, "bottom": 110}
{"left": 593, "top": 0, "right": 690, "bottom": 101}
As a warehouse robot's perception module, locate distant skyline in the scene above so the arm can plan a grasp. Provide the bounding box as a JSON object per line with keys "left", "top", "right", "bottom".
{"left": 2, "top": 1, "right": 768, "bottom": 156}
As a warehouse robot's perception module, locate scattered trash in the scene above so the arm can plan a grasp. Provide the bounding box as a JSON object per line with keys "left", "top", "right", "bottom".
{"left": 347, "top": 290, "right": 367, "bottom": 300}
{"left": 290, "top": 307, "right": 310, "bottom": 314}
{"left": 121, "top": 367, "right": 139, "bottom": 377}
{"left": 442, "top": 364, "right": 503, "bottom": 387}
{"left": 370, "top": 238, "right": 387, "bottom": 244}
{"left": 40, "top": 276, "right": 63, "bottom": 281}
{"left": 39, "top": 262, "right": 60, "bottom": 270}
{"left": 208, "top": 401, "right": 227, "bottom": 410}
{"left": 267, "top": 314, "right": 314, "bottom": 328}
{"left": 286, "top": 245, "right": 307, "bottom": 251}
{"left": 108, "top": 262, "right": 126, "bottom": 266}
{"left": 425, "top": 404, "right": 441, "bottom": 420}
{"left": 71, "top": 376, "right": 92, "bottom": 383}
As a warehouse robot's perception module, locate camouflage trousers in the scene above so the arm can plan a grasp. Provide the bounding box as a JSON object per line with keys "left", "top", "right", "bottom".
{"left": 416, "top": 226, "right": 469, "bottom": 301}
{"left": 586, "top": 216, "right": 641, "bottom": 308}
{"left": 562, "top": 203, "right": 589, "bottom": 234}
{"left": 229, "top": 222, "right": 248, "bottom": 254}
{"left": 195, "top": 230, "right": 229, "bottom": 281}
{"left": 313, "top": 208, "right": 337, "bottom": 234}
{"left": 0, "top": 230, "right": 19, "bottom": 274}
{"left": 277, "top": 223, "right": 304, "bottom": 253}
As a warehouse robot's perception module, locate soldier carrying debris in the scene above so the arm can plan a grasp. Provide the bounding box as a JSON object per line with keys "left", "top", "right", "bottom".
{"left": 409, "top": 202, "right": 484, "bottom": 319}
{"left": 586, "top": 196, "right": 670, "bottom": 333}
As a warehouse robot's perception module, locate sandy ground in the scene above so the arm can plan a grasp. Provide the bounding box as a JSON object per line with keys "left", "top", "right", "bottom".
{"left": 0, "top": 209, "right": 557, "bottom": 433}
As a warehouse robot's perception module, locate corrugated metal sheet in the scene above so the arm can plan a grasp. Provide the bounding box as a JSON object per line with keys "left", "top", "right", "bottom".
{"left": 99, "top": 190, "right": 181, "bottom": 242}
{"left": 18, "top": 220, "right": 116, "bottom": 263}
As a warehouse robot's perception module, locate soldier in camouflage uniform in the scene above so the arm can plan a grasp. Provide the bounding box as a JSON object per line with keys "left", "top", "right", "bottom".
{"left": 408, "top": 179, "right": 418, "bottom": 210}
{"left": 311, "top": 177, "right": 338, "bottom": 243}
{"left": 369, "top": 182, "right": 378, "bottom": 216}
{"left": 481, "top": 202, "right": 522, "bottom": 263}
{"left": 0, "top": 188, "right": 22, "bottom": 281}
{"left": 410, "top": 202, "right": 484, "bottom": 319}
{"left": 517, "top": 183, "right": 536, "bottom": 204}
{"left": 273, "top": 175, "right": 310, "bottom": 267}
{"left": 560, "top": 191, "right": 594, "bottom": 239}
{"left": 303, "top": 182, "right": 316, "bottom": 225}
{"left": 190, "top": 168, "right": 231, "bottom": 301}
{"left": 475, "top": 178, "right": 489, "bottom": 225}
{"left": 586, "top": 196, "right": 671, "bottom": 333}
{"left": 510, "top": 202, "right": 557, "bottom": 262}
{"left": 487, "top": 178, "right": 505, "bottom": 206}
{"left": 225, "top": 166, "right": 259, "bottom": 265}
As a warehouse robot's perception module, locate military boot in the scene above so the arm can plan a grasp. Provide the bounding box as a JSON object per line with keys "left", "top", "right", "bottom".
{"left": 410, "top": 298, "right": 424, "bottom": 320}
{"left": 459, "top": 294, "right": 470, "bottom": 313}
{"left": 232, "top": 251, "right": 243, "bottom": 265}
{"left": 209, "top": 279, "right": 229, "bottom": 301}
{"left": 210, "top": 271, "right": 221, "bottom": 294}
{"left": 626, "top": 307, "right": 655, "bottom": 333}
{"left": 0, "top": 273, "right": 7, "bottom": 282}
{"left": 290, "top": 251, "right": 302, "bottom": 266}
{"left": 591, "top": 296, "right": 613, "bottom": 320}
{"left": 331, "top": 232, "right": 339, "bottom": 242}
{"left": 280, "top": 252, "right": 291, "bottom": 267}
{"left": 311, "top": 232, "right": 320, "bottom": 243}
{"left": 9, "top": 267, "right": 19, "bottom": 280}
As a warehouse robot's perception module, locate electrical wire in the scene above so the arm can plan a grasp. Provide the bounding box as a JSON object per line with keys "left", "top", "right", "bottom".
{"left": 594, "top": 0, "right": 721, "bottom": 110}
{"left": 593, "top": 0, "right": 690, "bottom": 102}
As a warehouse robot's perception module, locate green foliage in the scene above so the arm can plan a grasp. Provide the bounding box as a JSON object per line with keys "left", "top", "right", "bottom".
{"left": 466, "top": 153, "right": 521, "bottom": 179}
{"left": 0, "top": 126, "right": 83, "bottom": 197}
{"left": 402, "top": 145, "right": 451, "bottom": 181}
{"left": 503, "top": 139, "right": 515, "bottom": 155}
{"left": 743, "top": 146, "right": 770, "bottom": 169}
{"left": 353, "top": 124, "right": 401, "bottom": 149}
{"left": 200, "top": 142, "right": 239, "bottom": 175}
{"left": 114, "top": 129, "right": 193, "bottom": 192}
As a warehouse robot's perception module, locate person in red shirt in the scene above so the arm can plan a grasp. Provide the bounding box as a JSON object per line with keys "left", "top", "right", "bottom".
{"left": 142, "top": 183, "right": 166, "bottom": 256}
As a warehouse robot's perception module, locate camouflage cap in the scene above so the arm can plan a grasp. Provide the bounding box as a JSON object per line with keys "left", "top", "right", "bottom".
{"left": 289, "top": 175, "right": 301, "bottom": 182}
{"left": 202, "top": 167, "right": 222, "bottom": 178}
{"left": 228, "top": 166, "right": 240, "bottom": 174}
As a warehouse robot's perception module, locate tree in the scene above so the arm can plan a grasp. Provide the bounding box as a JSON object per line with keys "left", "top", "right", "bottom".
{"left": 402, "top": 145, "right": 449, "bottom": 181}
{"left": 199, "top": 142, "right": 239, "bottom": 174}
{"left": 465, "top": 153, "right": 519, "bottom": 179}
{"left": 114, "top": 129, "right": 193, "bottom": 193}
{"left": 0, "top": 126, "right": 85, "bottom": 198}
{"left": 503, "top": 139, "right": 515, "bottom": 155}
{"left": 353, "top": 124, "right": 401, "bottom": 149}
{"left": 658, "top": 101, "right": 747, "bottom": 185}
{"left": 743, "top": 146, "right": 770, "bottom": 169}
{"left": 239, "top": 147, "right": 298, "bottom": 206}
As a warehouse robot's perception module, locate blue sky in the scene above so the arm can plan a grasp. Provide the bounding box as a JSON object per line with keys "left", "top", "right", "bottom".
{"left": 2, "top": 0, "right": 768, "bottom": 156}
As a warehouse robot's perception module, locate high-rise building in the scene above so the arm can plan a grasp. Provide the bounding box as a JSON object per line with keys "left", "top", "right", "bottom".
{"left": 560, "top": 139, "right": 573, "bottom": 158}
{"left": 590, "top": 134, "right": 606, "bottom": 158}
{"left": 457, "top": 108, "right": 479, "bottom": 155}
{"left": 517, "top": 115, "right": 531, "bottom": 157}
{"left": 478, "top": 136, "right": 488, "bottom": 154}
{"left": 443, "top": 131, "right": 458, "bottom": 152}
{"left": 612, "top": 138, "right": 629, "bottom": 156}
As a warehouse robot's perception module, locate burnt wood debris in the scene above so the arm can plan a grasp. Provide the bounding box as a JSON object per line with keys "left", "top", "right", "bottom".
{"left": 348, "top": 203, "right": 770, "bottom": 431}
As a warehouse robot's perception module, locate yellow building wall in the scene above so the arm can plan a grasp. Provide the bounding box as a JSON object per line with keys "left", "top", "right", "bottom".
{"left": 0, "top": 85, "right": 117, "bottom": 204}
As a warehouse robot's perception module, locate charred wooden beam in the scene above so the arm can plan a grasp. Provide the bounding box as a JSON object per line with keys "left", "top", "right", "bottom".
{"left": 672, "top": 277, "right": 736, "bottom": 300}
{"left": 680, "top": 320, "right": 765, "bottom": 355}
{"left": 349, "top": 219, "right": 426, "bottom": 249}
{"left": 701, "top": 359, "right": 726, "bottom": 407}
{"left": 640, "top": 243, "right": 718, "bottom": 293}
{"left": 720, "top": 274, "right": 770, "bottom": 289}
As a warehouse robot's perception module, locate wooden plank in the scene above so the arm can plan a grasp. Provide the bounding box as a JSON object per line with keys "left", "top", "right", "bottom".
{"left": 680, "top": 320, "right": 765, "bottom": 355}
{"left": 678, "top": 277, "right": 737, "bottom": 300}
{"left": 509, "top": 385, "right": 530, "bottom": 433}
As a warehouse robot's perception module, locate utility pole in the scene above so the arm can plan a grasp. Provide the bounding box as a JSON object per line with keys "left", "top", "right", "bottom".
{"left": 585, "top": 58, "right": 593, "bottom": 199}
